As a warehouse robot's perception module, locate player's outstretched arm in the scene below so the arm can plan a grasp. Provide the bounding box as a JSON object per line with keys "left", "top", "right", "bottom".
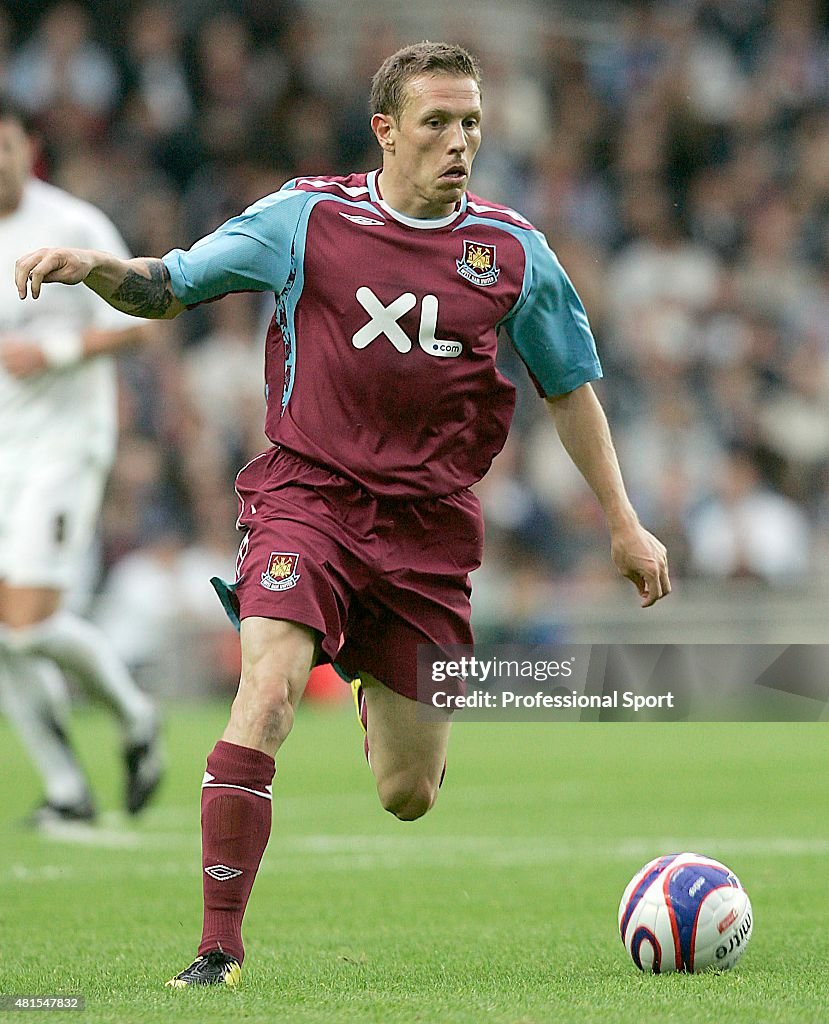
{"left": 546, "top": 383, "right": 671, "bottom": 608}
{"left": 15, "top": 248, "right": 185, "bottom": 319}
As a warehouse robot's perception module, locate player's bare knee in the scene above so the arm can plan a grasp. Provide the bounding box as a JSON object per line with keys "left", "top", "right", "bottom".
{"left": 378, "top": 774, "right": 438, "bottom": 821}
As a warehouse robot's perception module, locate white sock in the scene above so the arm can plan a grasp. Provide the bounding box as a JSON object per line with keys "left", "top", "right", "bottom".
{"left": 0, "top": 648, "right": 91, "bottom": 808}
{"left": 3, "top": 612, "right": 157, "bottom": 745}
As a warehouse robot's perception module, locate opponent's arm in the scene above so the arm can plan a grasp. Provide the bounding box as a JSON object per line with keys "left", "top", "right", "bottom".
{"left": 0, "top": 322, "right": 162, "bottom": 378}
{"left": 546, "top": 382, "right": 671, "bottom": 607}
{"left": 14, "top": 248, "right": 185, "bottom": 319}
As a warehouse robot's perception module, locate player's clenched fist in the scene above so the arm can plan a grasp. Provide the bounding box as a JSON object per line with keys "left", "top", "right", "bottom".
{"left": 611, "top": 523, "right": 671, "bottom": 608}
{"left": 15, "top": 247, "right": 95, "bottom": 300}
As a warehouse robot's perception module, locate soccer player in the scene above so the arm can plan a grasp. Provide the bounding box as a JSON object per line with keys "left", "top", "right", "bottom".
{"left": 0, "top": 99, "right": 163, "bottom": 824}
{"left": 14, "top": 43, "right": 670, "bottom": 985}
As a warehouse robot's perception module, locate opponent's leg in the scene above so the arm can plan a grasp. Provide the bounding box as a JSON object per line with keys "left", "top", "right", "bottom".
{"left": 3, "top": 597, "right": 159, "bottom": 737}
{"left": 0, "top": 584, "right": 162, "bottom": 814}
{"left": 0, "top": 647, "right": 95, "bottom": 820}
{"left": 168, "top": 616, "right": 317, "bottom": 988}
{"left": 359, "top": 672, "right": 451, "bottom": 821}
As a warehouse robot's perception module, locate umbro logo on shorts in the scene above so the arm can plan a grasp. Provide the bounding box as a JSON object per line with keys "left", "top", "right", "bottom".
{"left": 261, "top": 551, "right": 301, "bottom": 591}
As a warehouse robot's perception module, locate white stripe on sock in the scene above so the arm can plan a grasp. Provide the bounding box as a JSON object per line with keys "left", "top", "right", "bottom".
{"left": 201, "top": 782, "right": 272, "bottom": 800}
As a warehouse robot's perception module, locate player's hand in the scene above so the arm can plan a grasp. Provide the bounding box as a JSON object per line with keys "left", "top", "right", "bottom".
{"left": 15, "top": 248, "right": 94, "bottom": 300}
{"left": 0, "top": 339, "right": 48, "bottom": 377}
{"left": 610, "top": 520, "right": 671, "bottom": 608}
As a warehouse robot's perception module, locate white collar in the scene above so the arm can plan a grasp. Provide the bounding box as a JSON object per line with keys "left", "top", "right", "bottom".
{"left": 368, "top": 169, "right": 466, "bottom": 229}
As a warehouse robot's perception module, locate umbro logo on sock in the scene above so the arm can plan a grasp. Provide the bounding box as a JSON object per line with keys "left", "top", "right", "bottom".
{"left": 204, "top": 864, "right": 243, "bottom": 881}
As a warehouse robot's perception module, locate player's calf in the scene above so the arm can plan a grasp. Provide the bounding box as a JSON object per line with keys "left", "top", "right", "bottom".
{"left": 353, "top": 673, "right": 451, "bottom": 818}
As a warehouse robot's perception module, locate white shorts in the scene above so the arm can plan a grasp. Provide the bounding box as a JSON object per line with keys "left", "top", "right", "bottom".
{"left": 0, "top": 453, "right": 109, "bottom": 590}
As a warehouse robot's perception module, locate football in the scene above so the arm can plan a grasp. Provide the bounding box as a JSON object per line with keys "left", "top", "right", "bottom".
{"left": 618, "top": 853, "right": 753, "bottom": 973}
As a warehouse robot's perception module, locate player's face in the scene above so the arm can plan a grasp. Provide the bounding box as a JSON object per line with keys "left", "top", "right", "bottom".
{"left": 380, "top": 74, "right": 482, "bottom": 219}
{"left": 0, "top": 119, "right": 32, "bottom": 215}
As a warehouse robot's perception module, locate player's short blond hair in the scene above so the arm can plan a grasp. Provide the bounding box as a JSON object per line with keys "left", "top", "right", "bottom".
{"left": 370, "top": 42, "right": 482, "bottom": 124}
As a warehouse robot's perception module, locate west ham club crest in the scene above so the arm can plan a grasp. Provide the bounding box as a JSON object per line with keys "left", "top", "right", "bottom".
{"left": 456, "top": 240, "right": 500, "bottom": 287}
{"left": 261, "top": 552, "right": 301, "bottom": 591}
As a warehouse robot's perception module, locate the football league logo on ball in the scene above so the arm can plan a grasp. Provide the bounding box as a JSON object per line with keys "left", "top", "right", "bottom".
{"left": 261, "top": 552, "right": 301, "bottom": 591}
{"left": 457, "top": 240, "right": 500, "bottom": 287}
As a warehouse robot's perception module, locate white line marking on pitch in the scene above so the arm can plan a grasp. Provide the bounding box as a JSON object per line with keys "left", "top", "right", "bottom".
{"left": 6, "top": 835, "right": 829, "bottom": 886}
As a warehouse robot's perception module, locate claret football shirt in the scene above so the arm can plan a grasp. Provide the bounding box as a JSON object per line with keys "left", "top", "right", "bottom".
{"left": 163, "top": 170, "right": 602, "bottom": 497}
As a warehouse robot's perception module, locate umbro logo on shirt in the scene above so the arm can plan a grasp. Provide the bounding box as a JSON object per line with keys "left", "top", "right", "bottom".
{"left": 339, "top": 212, "right": 386, "bottom": 226}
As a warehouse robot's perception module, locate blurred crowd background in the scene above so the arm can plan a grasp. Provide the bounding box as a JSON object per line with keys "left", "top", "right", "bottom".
{"left": 2, "top": 0, "right": 828, "bottom": 689}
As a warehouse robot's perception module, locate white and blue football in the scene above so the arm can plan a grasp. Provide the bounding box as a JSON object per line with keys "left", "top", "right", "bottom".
{"left": 618, "top": 852, "right": 753, "bottom": 973}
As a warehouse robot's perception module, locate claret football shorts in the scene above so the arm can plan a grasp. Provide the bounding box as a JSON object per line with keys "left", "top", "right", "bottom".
{"left": 211, "top": 446, "right": 483, "bottom": 701}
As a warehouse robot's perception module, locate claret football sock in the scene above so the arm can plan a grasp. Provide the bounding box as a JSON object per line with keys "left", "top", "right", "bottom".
{"left": 198, "top": 740, "right": 276, "bottom": 963}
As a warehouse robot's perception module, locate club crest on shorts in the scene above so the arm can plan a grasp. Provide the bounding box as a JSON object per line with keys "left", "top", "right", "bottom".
{"left": 457, "top": 240, "right": 499, "bottom": 286}
{"left": 261, "top": 551, "right": 301, "bottom": 591}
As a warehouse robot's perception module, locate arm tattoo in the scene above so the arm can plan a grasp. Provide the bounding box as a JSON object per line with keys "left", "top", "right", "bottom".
{"left": 111, "top": 260, "right": 175, "bottom": 317}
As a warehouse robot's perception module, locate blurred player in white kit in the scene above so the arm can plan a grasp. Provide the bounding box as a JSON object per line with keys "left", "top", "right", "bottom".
{"left": 0, "top": 98, "right": 163, "bottom": 823}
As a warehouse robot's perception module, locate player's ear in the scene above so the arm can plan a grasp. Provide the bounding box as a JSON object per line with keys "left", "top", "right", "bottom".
{"left": 371, "top": 112, "right": 396, "bottom": 154}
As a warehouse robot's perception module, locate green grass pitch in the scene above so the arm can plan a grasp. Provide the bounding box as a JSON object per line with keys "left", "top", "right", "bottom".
{"left": 1, "top": 704, "right": 827, "bottom": 1023}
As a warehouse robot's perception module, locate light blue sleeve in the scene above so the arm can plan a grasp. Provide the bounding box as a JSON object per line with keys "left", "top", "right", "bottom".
{"left": 162, "top": 190, "right": 312, "bottom": 305}
{"left": 501, "top": 230, "right": 603, "bottom": 397}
